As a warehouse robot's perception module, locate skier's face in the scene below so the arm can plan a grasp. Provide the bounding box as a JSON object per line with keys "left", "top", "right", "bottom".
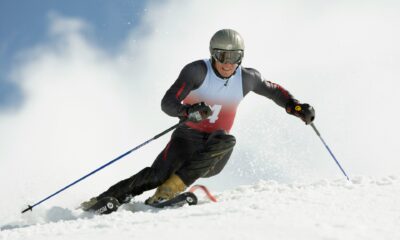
{"left": 214, "top": 61, "right": 238, "bottom": 78}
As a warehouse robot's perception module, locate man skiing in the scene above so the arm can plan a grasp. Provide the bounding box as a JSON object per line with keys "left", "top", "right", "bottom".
{"left": 81, "top": 29, "right": 315, "bottom": 213}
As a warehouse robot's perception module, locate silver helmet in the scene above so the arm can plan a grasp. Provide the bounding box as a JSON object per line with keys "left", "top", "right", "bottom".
{"left": 209, "top": 29, "right": 245, "bottom": 64}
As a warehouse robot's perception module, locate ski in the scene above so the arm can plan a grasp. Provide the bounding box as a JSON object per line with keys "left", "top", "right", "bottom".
{"left": 81, "top": 185, "right": 216, "bottom": 215}
{"left": 83, "top": 192, "right": 198, "bottom": 215}
{"left": 147, "top": 192, "right": 198, "bottom": 208}
{"left": 86, "top": 196, "right": 120, "bottom": 215}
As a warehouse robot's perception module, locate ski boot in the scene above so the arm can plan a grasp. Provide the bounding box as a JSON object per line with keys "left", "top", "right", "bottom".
{"left": 145, "top": 174, "right": 186, "bottom": 205}
{"left": 145, "top": 174, "right": 197, "bottom": 208}
{"left": 80, "top": 196, "right": 120, "bottom": 215}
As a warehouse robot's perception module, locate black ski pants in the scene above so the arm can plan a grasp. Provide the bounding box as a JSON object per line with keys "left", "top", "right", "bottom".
{"left": 98, "top": 125, "right": 236, "bottom": 202}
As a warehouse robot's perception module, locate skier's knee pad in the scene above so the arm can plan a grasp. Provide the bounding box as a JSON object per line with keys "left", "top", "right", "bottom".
{"left": 186, "top": 133, "right": 235, "bottom": 171}
{"left": 203, "top": 132, "right": 236, "bottom": 159}
{"left": 202, "top": 148, "right": 233, "bottom": 178}
{"left": 176, "top": 132, "right": 236, "bottom": 186}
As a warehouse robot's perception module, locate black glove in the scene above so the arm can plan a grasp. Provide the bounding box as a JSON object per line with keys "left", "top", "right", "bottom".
{"left": 286, "top": 101, "right": 315, "bottom": 125}
{"left": 185, "top": 102, "right": 212, "bottom": 123}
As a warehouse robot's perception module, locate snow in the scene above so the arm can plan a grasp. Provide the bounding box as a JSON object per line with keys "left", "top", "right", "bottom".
{"left": 1, "top": 176, "right": 399, "bottom": 240}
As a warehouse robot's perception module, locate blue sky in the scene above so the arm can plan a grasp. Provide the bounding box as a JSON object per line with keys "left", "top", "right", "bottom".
{"left": 0, "top": 0, "right": 149, "bottom": 110}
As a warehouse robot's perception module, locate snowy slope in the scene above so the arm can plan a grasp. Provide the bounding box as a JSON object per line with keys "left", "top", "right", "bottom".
{"left": 1, "top": 176, "right": 399, "bottom": 240}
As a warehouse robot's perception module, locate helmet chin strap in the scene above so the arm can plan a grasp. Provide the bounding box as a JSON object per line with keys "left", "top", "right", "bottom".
{"left": 210, "top": 58, "right": 240, "bottom": 80}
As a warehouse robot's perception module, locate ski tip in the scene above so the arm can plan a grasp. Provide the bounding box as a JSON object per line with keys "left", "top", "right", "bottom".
{"left": 189, "top": 185, "right": 217, "bottom": 202}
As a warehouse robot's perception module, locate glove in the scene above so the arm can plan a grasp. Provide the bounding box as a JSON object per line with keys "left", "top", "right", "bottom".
{"left": 286, "top": 101, "right": 315, "bottom": 125}
{"left": 185, "top": 102, "right": 212, "bottom": 123}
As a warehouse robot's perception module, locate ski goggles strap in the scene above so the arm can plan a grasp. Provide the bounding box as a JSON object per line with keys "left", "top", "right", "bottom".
{"left": 212, "top": 49, "right": 243, "bottom": 64}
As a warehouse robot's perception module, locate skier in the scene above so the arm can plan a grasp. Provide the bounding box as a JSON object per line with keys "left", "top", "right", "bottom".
{"left": 81, "top": 29, "right": 315, "bottom": 212}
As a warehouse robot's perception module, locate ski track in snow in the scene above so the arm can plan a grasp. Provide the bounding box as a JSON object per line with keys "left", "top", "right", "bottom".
{"left": 1, "top": 176, "right": 399, "bottom": 240}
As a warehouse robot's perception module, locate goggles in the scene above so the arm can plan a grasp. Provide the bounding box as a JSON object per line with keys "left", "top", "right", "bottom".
{"left": 212, "top": 49, "right": 243, "bottom": 64}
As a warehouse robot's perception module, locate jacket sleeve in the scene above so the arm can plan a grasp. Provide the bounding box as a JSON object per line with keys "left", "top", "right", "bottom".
{"left": 242, "top": 67, "right": 298, "bottom": 108}
{"left": 161, "top": 60, "right": 207, "bottom": 117}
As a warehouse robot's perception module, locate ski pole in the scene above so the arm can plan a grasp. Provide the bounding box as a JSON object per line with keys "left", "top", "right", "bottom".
{"left": 22, "top": 121, "right": 185, "bottom": 214}
{"left": 310, "top": 122, "right": 350, "bottom": 181}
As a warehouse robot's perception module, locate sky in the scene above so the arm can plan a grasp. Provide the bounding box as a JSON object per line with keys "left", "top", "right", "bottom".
{"left": 0, "top": 0, "right": 148, "bottom": 109}
{"left": 1, "top": 0, "right": 400, "bottom": 216}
